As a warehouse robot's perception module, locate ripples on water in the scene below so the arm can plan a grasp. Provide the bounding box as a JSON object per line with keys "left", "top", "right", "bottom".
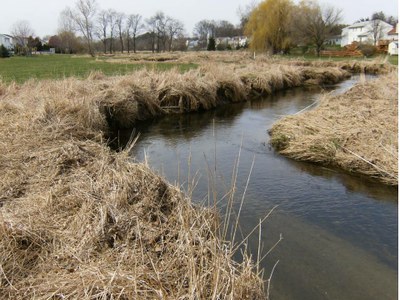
{"left": 117, "top": 76, "right": 397, "bottom": 300}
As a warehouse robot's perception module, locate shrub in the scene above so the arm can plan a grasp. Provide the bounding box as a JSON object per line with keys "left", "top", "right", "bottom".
{"left": 0, "top": 45, "right": 10, "bottom": 58}
{"left": 216, "top": 43, "right": 226, "bottom": 51}
{"left": 359, "top": 44, "right": 377, "bottom": 57}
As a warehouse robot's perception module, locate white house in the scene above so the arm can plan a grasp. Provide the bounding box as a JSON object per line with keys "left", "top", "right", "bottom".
{"left": 388, "top": 41, "right": 398, "bottom": 55}
{"left": 326, "top": 35, "right": 342, "bottom": 45}
{"left": 215, "top": 36, "right": 248, "bottom": 48}
{"left": 0, "top": 34, "right": 14, "bottom": 49}
{"left": 186, "top": 39, "right": 199, "bottom": 50}
{"left": 341, "top": 20, "right": 393, "bottom": 46}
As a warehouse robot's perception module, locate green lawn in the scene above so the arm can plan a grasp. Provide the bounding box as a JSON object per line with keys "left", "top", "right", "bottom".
{"left": 388, "top": 55, "right": 398, "bottom": 65}
{"left": 0, "top": 55, "right": 197, "bottom": 83}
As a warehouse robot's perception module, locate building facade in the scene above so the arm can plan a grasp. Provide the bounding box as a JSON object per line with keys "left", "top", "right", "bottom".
{"left": 341, "top": 20, "right": 393, "bottom": 47}
{"left": 0, "top": 34, "right": 14, "bottom": 49}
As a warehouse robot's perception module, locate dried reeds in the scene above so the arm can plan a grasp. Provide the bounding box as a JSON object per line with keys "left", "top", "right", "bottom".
{"left": 81, "top": 61, "right": 354, "bottom": 129}
{"left": 0, "top": 53, "right": 395, "bottom": 298}
{"left": 269, "top": 72, "right": 398, "bottom": 185}
{"left": 0, "top": 75, "right": 265, "bottom": 299}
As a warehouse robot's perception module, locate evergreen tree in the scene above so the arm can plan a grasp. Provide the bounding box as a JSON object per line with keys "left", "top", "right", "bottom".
{"left": 0, "top": 45, "right": 10, "bottom": 58}
{"left": 207, "top": 37, "right": 216, "bottom": 51}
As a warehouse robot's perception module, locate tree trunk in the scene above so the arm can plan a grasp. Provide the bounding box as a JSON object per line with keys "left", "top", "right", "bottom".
{"left": 87, "top": 40, "right": 95, "bottom": 57}
{"left": 316, "top": 43, "right": 322, "bottom": 57}
{"left": 151, "top": 34, "right": 155, "bottom": 53}
{"left": 120, "top": 33, "right": 124, "bottom": 53}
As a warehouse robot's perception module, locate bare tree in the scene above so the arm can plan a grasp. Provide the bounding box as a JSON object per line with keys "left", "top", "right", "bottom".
{"left": 237, "top": 0, "right": 257, "bottom": 32}
{"left": 126, "top": 14, "right": 143, "bottom": 53}
{"left": 58, "top": 31, "right": 81, "bottom": 54}
{"left": 369, "top": 19, "right": 385, "bottom": 45}
{"left": 214, "top": 20, "right": 240, "bottom": 38}
{"left": 107, "top": 9, "right": 118, "bottom": 53}
{"left": 292, "top": 1, "right": 342, "bottom": 56}
{"left": 115, "top": 12, "right": 125, "bottom": 53}
{"left": 147, "top": 12, "right": 168, "bottom": 52}
{"left": 11, "top": 20, "right": 35, "bottom": 48}
{"left": 193, "top": 20, "right": 216, "bottom": 40}
{"left": 146, "top": 17, "right": 157, "bottom": 53}
{"left": 96, "top": 10, "right": 109, "bottom": 53}
{"left": 166, "top": 18, "right": 184, "bottom": 51}
{"left": 66, "top": 0, "right": 98, "bottom": 57}
{"left": 155, "top": 12, "right": 168, "bottom": 52}
{"left": 59, "top": 8, "right": 75, "bottom": 33}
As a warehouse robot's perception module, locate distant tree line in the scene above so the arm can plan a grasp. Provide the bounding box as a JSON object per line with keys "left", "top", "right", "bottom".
{"left": 49, "top": 0, "right": 186, "bottom": 56}
{"left": 357, "top": 11, "right": 398, "bottom": 26}
{"left": 7, "top": 0, "right": 397, "bottom": 56}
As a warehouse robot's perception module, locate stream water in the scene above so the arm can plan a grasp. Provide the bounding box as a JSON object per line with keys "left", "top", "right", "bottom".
{"left": 118, "top": 76, "right": 398, "bottom": 299}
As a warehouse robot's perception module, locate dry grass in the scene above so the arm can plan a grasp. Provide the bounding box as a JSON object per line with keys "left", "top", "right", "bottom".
{"left": 269, "top": 72, "right": 398, "bottom": 185}
{"left": 0, "top": 76, "right": 266, "bottom": 299}
{"left": 101, "top": 51, "right": 395, "bottom": 75}
{"left": 97, "top": 61, "right": 353, "bottom": 128}
{"left": 0, "top": 54, "right": 395, "bottom": 298}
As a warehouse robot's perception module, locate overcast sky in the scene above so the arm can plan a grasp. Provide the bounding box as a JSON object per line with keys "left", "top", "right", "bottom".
{"left": 0, "top": 0, "right": 398, "bottom": 38}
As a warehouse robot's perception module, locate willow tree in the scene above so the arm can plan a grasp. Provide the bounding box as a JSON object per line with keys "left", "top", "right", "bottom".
{"left": 245, "top": 0, "right": 293, "bottom": 54}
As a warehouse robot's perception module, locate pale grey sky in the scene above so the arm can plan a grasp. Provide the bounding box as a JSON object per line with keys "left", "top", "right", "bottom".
{"left": 0, "top": 0, "right": 398, "bottom": 38}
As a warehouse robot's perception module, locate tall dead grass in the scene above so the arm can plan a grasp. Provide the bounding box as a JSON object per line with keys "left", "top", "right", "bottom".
{"left": 0, "top": 76, "right": 266, "bottom": 299}
{"left": 96, "top": 62, "right": 351, "bottom": 128}
{"left": 270, "top": 72, "right": 398, "bottom": 185}
{"left": 0, "top": 56, "right": 395, "bottom": 298}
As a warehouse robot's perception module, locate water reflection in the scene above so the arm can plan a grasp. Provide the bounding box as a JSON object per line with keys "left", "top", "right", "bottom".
{"left": 117, "top": 77, "right": 397, "bottom": 300}
{"left": 288, "top": 159, "right": 398, "bottom": 204}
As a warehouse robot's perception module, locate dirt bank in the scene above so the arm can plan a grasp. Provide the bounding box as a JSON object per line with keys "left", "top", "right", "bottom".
{"left": 269, "top": 72, "right": 398, "bottom": 185}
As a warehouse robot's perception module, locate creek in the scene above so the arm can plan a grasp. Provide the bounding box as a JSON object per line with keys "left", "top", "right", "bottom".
{"left": 117, "top": 76, "right": 397, "bottom": 300}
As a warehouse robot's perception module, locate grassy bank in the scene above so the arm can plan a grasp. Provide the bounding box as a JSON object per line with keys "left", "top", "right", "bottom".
{"left": 0, "top": 55, "right": 197, "bottom": 83}
{"left": 0, "top": 54, "right": 395, "bottom": 298}
{"left": 269, "top": 72, "right": 398, "bottom": 185}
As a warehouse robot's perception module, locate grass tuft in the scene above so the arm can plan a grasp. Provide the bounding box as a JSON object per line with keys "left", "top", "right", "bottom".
{"left": 269, "top": 72, "right": 398, "bottom": 185}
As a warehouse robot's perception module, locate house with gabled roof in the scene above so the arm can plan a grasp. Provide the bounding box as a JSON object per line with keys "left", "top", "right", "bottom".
{"left": 341, "top": 20, "right": 393, "bottom": 46}
{"left": 0, "top": 34, "right": 14, "bottom": 49}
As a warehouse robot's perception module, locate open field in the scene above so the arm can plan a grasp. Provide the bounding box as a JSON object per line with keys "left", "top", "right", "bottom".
{"left": 0, "top": 51, "right": 395, "bottom": 84}
{"left": 270, "top": 72, "right": 398, "bottom": 185}
{"left": 0, "top": 55, "right": 197, "bottom": 83}
{"left": 0, "top": 52, "right": 396, "bottom": 298}
{"left": 388, "top": 55, "right": 398, "bottom": 65}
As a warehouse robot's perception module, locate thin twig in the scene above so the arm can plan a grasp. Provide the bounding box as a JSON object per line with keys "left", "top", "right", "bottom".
{"left": 232, "top": 155, "right": 255, "bottom": 245}
{"left": 341, "top": 146, "right": 397, "bottom": 179}
{"left": 233, "top": 205, "right": 278, "bottom": 253}
{"left": 267, "top": 260, "right": 279, "bottom": 300}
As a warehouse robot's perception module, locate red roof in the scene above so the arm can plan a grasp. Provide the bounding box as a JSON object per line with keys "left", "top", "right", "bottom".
{"left": 388, "top": 26, "right": 397, "bottom": 35}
